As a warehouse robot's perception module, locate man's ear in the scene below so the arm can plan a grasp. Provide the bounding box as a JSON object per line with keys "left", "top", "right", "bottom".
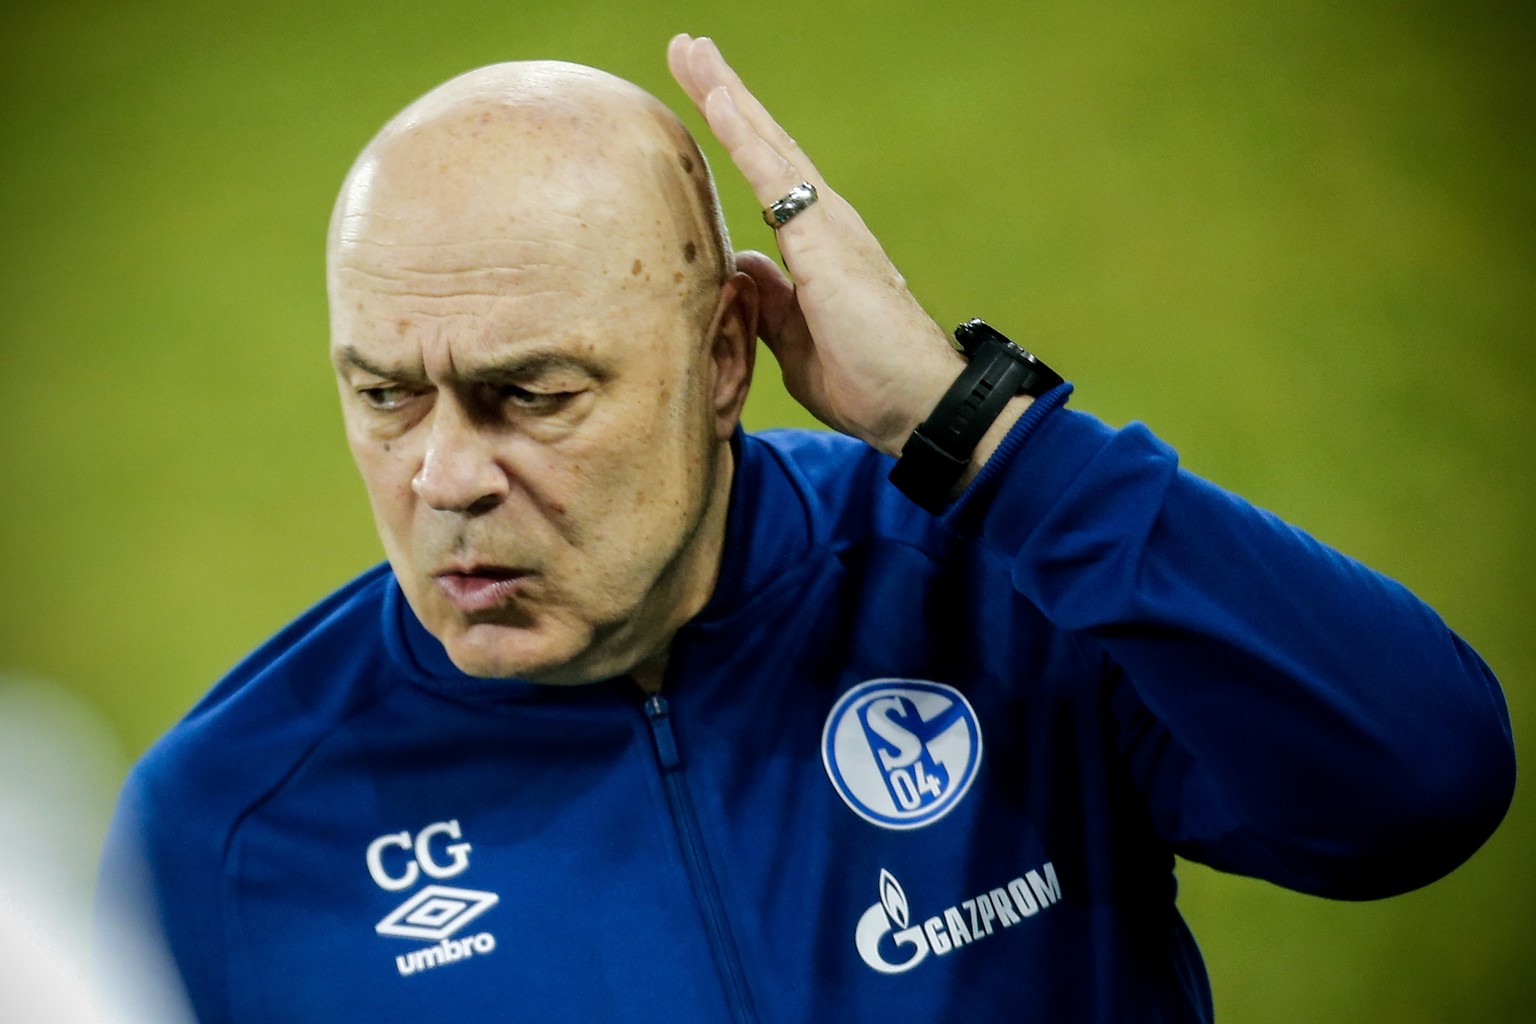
{"left": 707, "top": 270, "right": 758, "bottom": 439}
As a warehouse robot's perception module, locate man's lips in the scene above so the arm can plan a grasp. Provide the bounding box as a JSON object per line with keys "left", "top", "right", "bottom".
{"left": 433, "top": 567, "right": 530, "bottom": 613}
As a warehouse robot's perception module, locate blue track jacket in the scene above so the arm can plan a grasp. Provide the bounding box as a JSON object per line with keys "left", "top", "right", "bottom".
{"left": 99, "top": 393, "right": 1515, "bottom": 1022}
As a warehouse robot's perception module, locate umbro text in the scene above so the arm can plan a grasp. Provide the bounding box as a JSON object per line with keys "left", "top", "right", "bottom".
{"left": 395, "top": 931, "right": 496, "bottom": 977}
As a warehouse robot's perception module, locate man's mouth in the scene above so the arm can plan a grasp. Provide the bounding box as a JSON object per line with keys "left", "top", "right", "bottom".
{"left": 433, "top": 567, "right": 530, "bottom": 613}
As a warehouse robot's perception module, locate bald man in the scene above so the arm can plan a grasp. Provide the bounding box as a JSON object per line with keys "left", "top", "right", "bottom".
{"left": 99, "top": 37, "right": 1512, "bottom": 1024}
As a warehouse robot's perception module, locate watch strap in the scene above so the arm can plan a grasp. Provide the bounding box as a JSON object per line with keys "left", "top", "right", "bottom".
{"left": 889, "top": 321, "right": 1062, "bottom": 513}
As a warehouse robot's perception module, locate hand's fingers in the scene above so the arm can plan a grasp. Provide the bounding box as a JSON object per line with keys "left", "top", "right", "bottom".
{"left": 666, "top": 37, "right": 823, "bottom": 204}
{"left": 668, "top": 35, "right": 725, "bottom": 121}
{"left": 669, "top": 36, "right": 823, "bottom": 188}
{"left": 702, "top": 86, "right": 813, "bottom": 215}
{"left": 684, "top": 39, "right": 813, "bottom": 172}
{"left": 672, "top": 34, "right": 889, "bottom": 283}
{"left": 666, "top": 34, "right": 701, "bottom": 104}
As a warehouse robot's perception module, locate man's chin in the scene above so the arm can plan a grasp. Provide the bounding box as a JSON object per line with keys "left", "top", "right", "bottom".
{"left": 439, "top": 621, "right": 597, "bottom": 685}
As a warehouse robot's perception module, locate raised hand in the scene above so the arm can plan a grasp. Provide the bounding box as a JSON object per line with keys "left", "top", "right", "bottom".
{"left": 667, "top": 33, "right": 968, "bottom": 458}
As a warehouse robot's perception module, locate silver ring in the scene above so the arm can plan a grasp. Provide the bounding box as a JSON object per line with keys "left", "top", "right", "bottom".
{"left": 763, "top": 181, "right": 818, "bottom": 228}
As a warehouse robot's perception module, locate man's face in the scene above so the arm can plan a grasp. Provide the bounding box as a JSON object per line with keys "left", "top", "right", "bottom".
{"left": 330, "top": 212, "right": 730, "bottom": 684}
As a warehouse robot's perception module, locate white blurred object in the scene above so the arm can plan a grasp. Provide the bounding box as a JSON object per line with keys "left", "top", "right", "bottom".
{"left": 0, "top": 911, "right": 123, "bottom": 1024}
{"left": 0, "top": 675, "right": 192, "bottom": 1024}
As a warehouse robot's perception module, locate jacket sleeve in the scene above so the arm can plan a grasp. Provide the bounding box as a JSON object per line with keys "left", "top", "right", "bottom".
{"left": 951, "top": 393, "right": 1515, "bottom": 899}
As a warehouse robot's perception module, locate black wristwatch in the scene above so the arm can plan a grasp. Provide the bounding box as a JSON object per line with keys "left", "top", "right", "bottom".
{"left": 888, "top": 319, "right": 1062, "bottom": 513}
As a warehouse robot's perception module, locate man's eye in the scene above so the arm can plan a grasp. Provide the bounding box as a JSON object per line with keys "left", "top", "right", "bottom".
{"left": 359, "top": 386, "right": 412, "bottom": 411}
{"left": 501, "top": 385, "right": 577, "bottom": 414}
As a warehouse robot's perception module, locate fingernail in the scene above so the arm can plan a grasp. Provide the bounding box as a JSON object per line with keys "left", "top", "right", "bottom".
{"left": 705, "top": 85, "right": 737, "bottom": 116}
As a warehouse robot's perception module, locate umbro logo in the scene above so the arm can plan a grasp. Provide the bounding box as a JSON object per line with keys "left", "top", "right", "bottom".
{"left": 365, "top": 818, "right": 501, "bottom": 977}
{"left": 375, "top": 884, "right": 499, "bottom": 941}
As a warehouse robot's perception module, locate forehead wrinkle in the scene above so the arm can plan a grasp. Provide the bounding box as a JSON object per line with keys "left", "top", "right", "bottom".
{"left": 334, "top": 215, "right": 648, "bottom": 307}
{"left": 335, "top": 272, "right": 670, "bottom": 331}
{"left": 336, "top": 276, "right": 672, "bottom": 367}
{"left": 334, "top": 262, "right": 600, "bottom": 300}
{"left": 333, "top": 232, "right": 615, "bottom": 306}
{"left": 338, "top": 235, "right": 596, "bottom": 253}
{"left": 332, "top": 205, "right": 599, "bottom": 252}
{"left": 333, "top": 230, "right": 603, "bottom": 273}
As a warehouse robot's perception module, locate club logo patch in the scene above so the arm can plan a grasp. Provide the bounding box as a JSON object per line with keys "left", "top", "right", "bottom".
{"left": 821, "top": 679, "right": 983, "bottom": 829}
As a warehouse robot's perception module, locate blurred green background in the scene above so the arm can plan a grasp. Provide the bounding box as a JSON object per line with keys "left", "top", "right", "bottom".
{"left": 1, "top": 0, "right": 1531, "bottom": 1019}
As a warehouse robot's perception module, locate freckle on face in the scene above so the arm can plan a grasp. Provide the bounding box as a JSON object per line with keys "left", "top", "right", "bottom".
{"left": 631, "top": 259, "right": 644, "bottom": 275}
{"left": 683, "top": 241, "right": 697, "bottom": 263}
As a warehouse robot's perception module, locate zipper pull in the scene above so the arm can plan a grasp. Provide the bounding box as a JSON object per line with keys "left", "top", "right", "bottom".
{"left": 644, "top": 694, "right": 683, "bottom": 771}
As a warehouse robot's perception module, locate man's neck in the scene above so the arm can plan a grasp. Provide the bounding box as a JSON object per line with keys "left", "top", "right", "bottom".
{"left": 620, "top": 437, "right": 736, "bottom": 696}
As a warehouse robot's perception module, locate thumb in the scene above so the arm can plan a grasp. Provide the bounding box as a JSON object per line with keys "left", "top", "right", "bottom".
{"left": 735, "top": 250, "right": 813, "bottom": 372}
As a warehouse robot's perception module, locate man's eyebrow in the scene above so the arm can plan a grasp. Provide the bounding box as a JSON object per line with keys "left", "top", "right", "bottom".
{"left": 466, "top": 351, "right": 606, "bottom": 383}
{"left": 334, "top": 345, "right": 605, "bottom": 382}
{"left": 335, "top": 346, "right": 422, "bottom": 381}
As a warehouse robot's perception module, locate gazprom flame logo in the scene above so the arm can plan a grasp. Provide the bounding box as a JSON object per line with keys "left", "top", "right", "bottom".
{"left": 822, "top": 679, "right": 983, "bottom": 829}
{"left": 856, "top": 870, "right": 928, "bottom": 973}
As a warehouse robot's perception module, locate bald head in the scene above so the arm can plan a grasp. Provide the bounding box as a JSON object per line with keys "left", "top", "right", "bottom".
{"left": 328, "top": 61, "right": 732, "bottom": 327}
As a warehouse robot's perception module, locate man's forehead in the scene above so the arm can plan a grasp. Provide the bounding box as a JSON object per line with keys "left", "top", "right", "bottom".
{"left": 334, "top": 154, "right": 623, "bottom": 255}
{"left": 331, "top": 137, "right": 711, "bottom": 299}
{"left": 330, "top": 269, "right": 696, "bottom": 373}
{"left": 333, "top": 234, "right": 612, "bottom": 296}
{"left": 330, "top": 179, "right": 714, "bottom": 350}
{"left": 331, "top": 232, "right": 702, "bottom": 330}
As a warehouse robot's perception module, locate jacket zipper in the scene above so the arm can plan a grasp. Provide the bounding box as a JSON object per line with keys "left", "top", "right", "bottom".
{"left": 643, "top": 693, "right": 757, "bottom": 1024}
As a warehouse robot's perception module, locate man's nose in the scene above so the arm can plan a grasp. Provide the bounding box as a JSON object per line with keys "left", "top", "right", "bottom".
{"left": 411, "top": 403, "right": 508, "bottom": 515}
